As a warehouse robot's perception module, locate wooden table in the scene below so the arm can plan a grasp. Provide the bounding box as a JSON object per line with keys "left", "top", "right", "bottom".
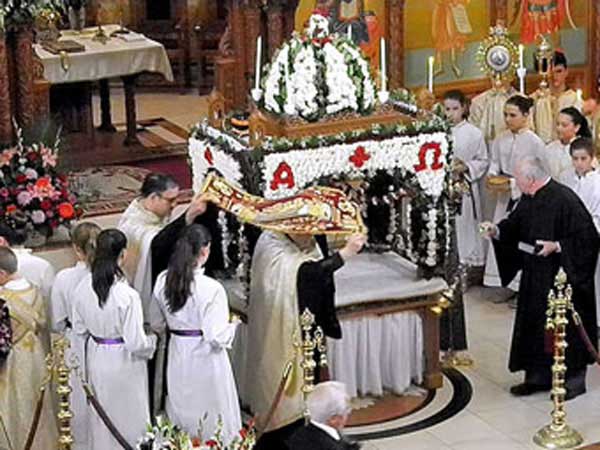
{"left": 35, "top": 25, "right": 174, "bottom": 146}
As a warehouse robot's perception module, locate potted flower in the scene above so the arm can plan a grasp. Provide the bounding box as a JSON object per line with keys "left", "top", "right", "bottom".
{"left": 0, "top": 127, "right": 81, "bottom": 246}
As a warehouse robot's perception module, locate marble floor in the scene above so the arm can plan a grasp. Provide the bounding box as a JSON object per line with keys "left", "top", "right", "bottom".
{"left": 86, "top": 91, "right": 600, "bottom": 450}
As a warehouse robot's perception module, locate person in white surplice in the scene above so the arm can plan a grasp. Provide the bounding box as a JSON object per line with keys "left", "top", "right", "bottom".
{"left": 50, "top": 222, "right": 101, "bottom": 450}
{"left": 560, "top": 138, "right": 600, "bottom": 327}
{"left": 443, "top": 90, "right": 488, "bottom": 267}
{"left": 484, "top": 95, "right": 547, "bottom": 296}
{"left": 545, "top": 107, "right": 593, "bottom": 180}
{"left": 72, "top": 229, "right": 157, "bottom": 450}
{"left": 150, "top": 224, "right": 241, "bottom": 442}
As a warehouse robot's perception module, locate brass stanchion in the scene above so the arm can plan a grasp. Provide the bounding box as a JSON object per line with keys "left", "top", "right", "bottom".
{"left": 533, "top": 269, "right": 583, "bottom": 449}
{"left": 53, "top": 337, "right": 74, "bottom": 450}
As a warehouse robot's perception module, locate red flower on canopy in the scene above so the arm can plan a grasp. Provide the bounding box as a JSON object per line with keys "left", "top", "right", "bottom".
{"left": 5, "top": 205, "right": 17, "bottom": 214}
{"left": 40, "top": 199, "right": 53, "bottom": 211}
{"left": 15, "top": 174, "right": 27, "bottom": 184}
{"left": 205, "top": 440, "right": 218, "bottom": 448}
{"left": 58, "top": 202, "right": 75, "bottom": 219}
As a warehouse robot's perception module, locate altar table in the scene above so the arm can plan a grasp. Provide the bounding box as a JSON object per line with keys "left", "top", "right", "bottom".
{"left": 34, "top": 25, "right": 173, "bottom": 145}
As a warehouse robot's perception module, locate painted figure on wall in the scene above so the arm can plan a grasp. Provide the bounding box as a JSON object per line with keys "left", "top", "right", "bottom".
{"left": 432, "top": 0, "right": 473, "bottom": 78}
{"left": 510, "top": 0, "right": 577, "bottom": 44}
{"left": 314, "top": 0, "right": 382, "bottom": 69}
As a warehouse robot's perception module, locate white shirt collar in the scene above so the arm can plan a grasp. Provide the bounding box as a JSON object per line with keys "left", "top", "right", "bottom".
{"left": 311, "top": 420, "right": 341, "bottom": 441}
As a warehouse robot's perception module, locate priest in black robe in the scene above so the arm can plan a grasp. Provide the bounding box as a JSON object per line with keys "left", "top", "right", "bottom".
{"left": 482, "top": 156, "right": 599, "bottom": 400}
{"left": 247, "top": 231, "right": 366, "bottom": 450}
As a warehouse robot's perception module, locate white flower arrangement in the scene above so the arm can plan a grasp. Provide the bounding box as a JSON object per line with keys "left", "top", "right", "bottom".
{"left": 261, "top": 14, "right": 375, "bottom": 121}
{"left": 188, "top": 138, "right": 243, "bottom": 192}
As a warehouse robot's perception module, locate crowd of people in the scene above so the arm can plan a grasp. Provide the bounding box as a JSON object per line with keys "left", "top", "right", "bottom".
{"left": 1, "top": 48, "right": 600, "bottom": 450}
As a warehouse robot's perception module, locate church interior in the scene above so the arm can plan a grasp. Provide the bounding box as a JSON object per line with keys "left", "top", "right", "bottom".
{"left": 1, "top": 0, "right": 600, "bottom": 449}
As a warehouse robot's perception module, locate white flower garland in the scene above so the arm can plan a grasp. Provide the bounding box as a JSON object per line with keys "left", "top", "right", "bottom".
{"left": 188, "top": 138, "right": 243, "bottom": 192}
{"left": 285, "top": 45, "right": 319, "bottom": 117}
{"left": 425, "top": 209, "right": 438, "bottom": 267}
{"left": 323, "top": 42, "right": 358, "bottom": 114}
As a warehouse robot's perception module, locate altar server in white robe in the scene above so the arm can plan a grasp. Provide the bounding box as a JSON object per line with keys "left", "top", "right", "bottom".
{"left": 50, "top": 222, "right": 101, "bottom": 450}
{"left": 117, "top": 173, "right": 179, "bottom": 316}
{"left": 560, "top": 137, "right": 600, "bottom": 326}
{"left": 444, "top": 90, "right": 488, "bottom": 267}
{"left": 150, "top": 224, "right": 241, "bottom": 442}
{"left": 545, "top": 107, "right": 593, "bottom": 180}
{"left": 72, "top": 229, "right": 157, "bottom": 450}
{"left": 0, "top": 223, "right": 55, "bottom": 300}
{"left": 484, "top": 95, "right": 547, "bottom": 289}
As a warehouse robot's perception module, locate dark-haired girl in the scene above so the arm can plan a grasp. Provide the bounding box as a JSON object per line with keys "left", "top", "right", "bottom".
{"left": 444, "top": 90, "right": 489, "bottom": 267}
{"left": 50, "top": 222, "right": 101, "bottom": 450}
{"left": 73, "top": 229, "right": 157, "bottom": 450}
{"left": 150, "top": 224, "right": 241, "bottom": 441}
{"left": 484, "top": 95, "right": 547, "bottom": 289}
{"left": 545, "top": 107, "right": 592, "bottom": 179}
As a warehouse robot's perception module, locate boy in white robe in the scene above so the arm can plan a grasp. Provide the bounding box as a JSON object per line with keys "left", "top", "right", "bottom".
{"left": 560, "top": 138, "right": 600, "bottom": 327}
{"left": 72, "top": 229, "right": 156, "bottom": 450}
{"left": 444, "top": 90, "right": 489, "bottom": 267}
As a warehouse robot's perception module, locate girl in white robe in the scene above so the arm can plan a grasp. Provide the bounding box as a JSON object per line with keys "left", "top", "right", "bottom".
{"left": 150, "top": 224, "right": 241, "bottom": 442}
{"left": 72, "top": 229, "right": 157, "bottom": 450}
{"left": 560, "top": 138, "right": 600, "bottom": 327}
{"left": 444, "top": 90, "right": 489, "bottom": 267}
{"left": 545, "top": 107, "right": 593, "bottom": 180}
{"left": 50, "top": 222, "right": 101, "bottom": 450}
{"left": 484, "top": 95, "right": 547, "bottom": 289}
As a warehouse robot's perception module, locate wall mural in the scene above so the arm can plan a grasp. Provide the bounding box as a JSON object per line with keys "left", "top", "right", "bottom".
{"left": 295, "top": 0, "right": 385, "bottom": 69}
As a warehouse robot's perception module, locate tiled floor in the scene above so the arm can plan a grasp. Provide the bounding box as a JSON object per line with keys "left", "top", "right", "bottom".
{"left": 92, "top": 91, "right": 600, "bottom": 450}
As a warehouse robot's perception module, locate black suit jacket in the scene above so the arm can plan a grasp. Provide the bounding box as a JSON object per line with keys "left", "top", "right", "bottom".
{"left": 287, "top": 424, "right": 360, "bottom": 450}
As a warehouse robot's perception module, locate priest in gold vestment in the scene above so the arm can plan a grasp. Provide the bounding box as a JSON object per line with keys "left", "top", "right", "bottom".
{"left": 0, "top": 247, "right": 57, "bottom": 450}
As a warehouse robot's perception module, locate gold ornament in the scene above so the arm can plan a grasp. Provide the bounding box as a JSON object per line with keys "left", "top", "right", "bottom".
{"left": 476, "top": 22, "right": 519, "bottom": 85}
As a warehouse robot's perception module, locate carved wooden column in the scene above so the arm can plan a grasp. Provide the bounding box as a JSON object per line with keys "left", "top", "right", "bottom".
{"left": 267, "top": 3, "right": 285, "bottom": 58}
{"left": 244, "top": 2, "right": 261, "bottom": 96}
{"left": 0, "top": 33, "right": 12, "bottom": 144}
{"left": 284, "top": 0, "right": 299, "bottom": 40}
{"left": 14, "top": 27, "right": 35, "bottom": 129}
{"left": 230, "top": 0, "right": 248, "bottom": 107}
{"left": 388, "top": 0, "right": 404, "bottom": 89}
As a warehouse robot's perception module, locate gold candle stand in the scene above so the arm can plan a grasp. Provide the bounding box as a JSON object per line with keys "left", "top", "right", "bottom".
{"left": 533, "top": 269, "right": 583, "bottom": 449}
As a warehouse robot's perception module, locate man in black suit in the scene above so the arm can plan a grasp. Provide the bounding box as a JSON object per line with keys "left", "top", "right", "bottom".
{"left": 287, "top": 382, "right": 361, "bottom": 450}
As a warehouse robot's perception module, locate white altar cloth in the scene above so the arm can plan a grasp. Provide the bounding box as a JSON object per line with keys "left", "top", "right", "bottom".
{"left": 226, "top": 251, "right": 446, "bottom": 402}
{"left": 34, "top": 25, "right": 173, "bottom": 84}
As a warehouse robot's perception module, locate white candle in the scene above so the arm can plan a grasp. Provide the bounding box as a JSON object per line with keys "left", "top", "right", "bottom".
{"left": 255, "top": 36, "right": 262, "bottom": 91}
{"left": 347, "top": 24, "right": 352, "bottom": 41}
{"left": 576, "top": 89, "right": 583, "bottom": 102}
{"left": 380, "top": 38, "right": 387, "bottom": 92}
{"left": 428, "top": 56, "right": 435, "bottom": 93}
{"left": 518, "top": 44, "right": 524, "bottom": 69}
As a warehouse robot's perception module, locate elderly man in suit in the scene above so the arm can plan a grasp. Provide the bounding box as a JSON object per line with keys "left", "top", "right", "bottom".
{"left": 287, "top": 381, "right": 360, "bottom": 450}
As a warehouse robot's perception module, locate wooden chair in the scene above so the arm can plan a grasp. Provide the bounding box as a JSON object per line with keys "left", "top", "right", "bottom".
{"left": 193, "top": 19, "right": 227, "bottom": 94}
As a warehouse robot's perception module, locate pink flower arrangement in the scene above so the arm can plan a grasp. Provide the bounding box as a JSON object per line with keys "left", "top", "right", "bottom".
{"left": 0, "top": 131, "right": 81, "bottom": 235}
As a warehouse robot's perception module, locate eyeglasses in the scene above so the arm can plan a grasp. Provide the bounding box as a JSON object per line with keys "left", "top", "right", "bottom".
{"left": 159, "top": 194, "right": 178, "bottom": 205}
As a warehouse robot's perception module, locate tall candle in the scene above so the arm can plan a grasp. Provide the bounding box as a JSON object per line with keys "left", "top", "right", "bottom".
{"left": 255, "top": 36, "right": 262, "bottom": 91}
{"left": 380, "top": 38, "right": 387, "bottom": 92}
{"left": 518, "top": 44, "right": 524, "bottom": 69}
{"left": 347, "top": 24, "right": 352, "bottom": 41}
{"left": 576, "top": 88, "right": 583, "bottom": 102}
{"left": 428, "top": 56, "right": 434, "bottom": 93}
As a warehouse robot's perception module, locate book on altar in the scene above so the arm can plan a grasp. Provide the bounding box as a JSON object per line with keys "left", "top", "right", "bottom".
{"left": 116, "top": 32, "right": 146, "bottom": 42}
{"left": 41, "top": 40, "right": 86, "bottom": 54}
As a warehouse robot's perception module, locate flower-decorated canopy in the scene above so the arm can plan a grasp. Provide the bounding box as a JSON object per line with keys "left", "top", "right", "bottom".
{"left": 261, "top": 13, "right": 376, "bottom": 122}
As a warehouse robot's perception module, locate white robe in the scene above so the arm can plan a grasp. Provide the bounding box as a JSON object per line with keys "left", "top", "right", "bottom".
{"left": 484, "top": 129, "right": 547, "bottom": 288}
{"left": 545, "top": 140, "right": 573, "bottom": 180}
{"left": 49, "top": 261, "right": 90, "bottom": 450}
{"left": 72, "top": 276, "right": 157, "bottom": 450}
{"left": 13, "top": 247, "right": 55, "bottom": 300}
{"left": 470, "top": 86, "right": 518, "bottom": 142}
{"left": 117, "top": 198, "right": 169, "bottom": 318}
{"left": 560, "top": 168, "right": 600, "bottom": 326}
{"left": 150, "top": 268, "right": 241, "bottom": 442}
{"left": 452, "top": 121, "right": 489, "bottom": 266}
{"left": 245, "top": 231, "right": 321, "bottom": 432}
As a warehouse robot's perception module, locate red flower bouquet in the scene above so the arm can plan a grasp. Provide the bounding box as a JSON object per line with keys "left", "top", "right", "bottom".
{"left": 0, "top": 131, "right": 81, "bottom": 237}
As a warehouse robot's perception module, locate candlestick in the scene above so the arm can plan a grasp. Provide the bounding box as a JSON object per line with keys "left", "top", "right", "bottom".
{"left": 380, "top": 38, "right": 387, "bottom": 93}
{"left": 428, "top": 56, "right": 434, "bottom": 93}
{"left": 255, "top": 35, "right": 262, "bottom": 92}
{"left": 518, "top": 44, "right": 524, "bottom": 69}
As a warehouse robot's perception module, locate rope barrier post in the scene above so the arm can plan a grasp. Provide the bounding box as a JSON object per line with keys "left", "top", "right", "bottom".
{"left": 533, "top": 268, "right": 584, "bottom": 449}
{"left": 54, "top": 337, "right": 74, "bottom": 450}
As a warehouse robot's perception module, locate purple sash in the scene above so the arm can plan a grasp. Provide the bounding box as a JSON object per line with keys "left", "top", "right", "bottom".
{"left": 170, "top": 329, "right": 203, "bottom": 337}
{"left": 91, "top": 336, "right": 125, "bottom": 345}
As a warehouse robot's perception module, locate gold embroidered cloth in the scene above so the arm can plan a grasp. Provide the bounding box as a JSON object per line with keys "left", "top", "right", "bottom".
{"left": 200, "top": 173, "right": 366, "bottom": 235}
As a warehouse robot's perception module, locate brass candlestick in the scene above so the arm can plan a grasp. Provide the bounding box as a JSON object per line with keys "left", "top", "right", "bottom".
{"left": 295, "top": 308, "right": 328, "bottom": 422}
{"left": 55, "top": 338, "right": 74, "bottom": 450}
{"left": 533, "top": 269, "right": 583, "bottom": 449}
